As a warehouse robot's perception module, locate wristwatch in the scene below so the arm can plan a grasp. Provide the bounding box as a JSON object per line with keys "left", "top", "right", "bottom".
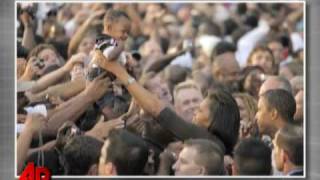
{"left": 125, "top": 76, "right": 136, "bottom": 86}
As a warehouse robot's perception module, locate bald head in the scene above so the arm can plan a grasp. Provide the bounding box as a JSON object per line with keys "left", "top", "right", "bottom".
{"left": 211, "top": 52, "right": 240, "bottom": 89}
{"left": 259, "top": 76, "right": 292, "bottom": 96}
{"left": 290, "top": 76, "right": 303, "bottom": 96}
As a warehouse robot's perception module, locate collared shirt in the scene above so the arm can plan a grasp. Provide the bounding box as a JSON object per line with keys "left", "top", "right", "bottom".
{"left": 287, "top": 168, "right": 303, "bottom": 176}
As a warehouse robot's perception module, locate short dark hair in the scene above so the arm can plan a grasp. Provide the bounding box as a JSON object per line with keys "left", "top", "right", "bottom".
{"left": 26, "top": 149, "right": 63, "bottom": 175}
{"left": 211, "top": 41, "right": 236, "bottom": 60}
{"left": 104, "top": 9, "right": 130, "bottom": 25}
{"left": 207, "top": 90, "right": 240, "bottom": 155}
{"left": 62, "top": 135, "right": 103, "bottom": 175}
{"left": 27, "top": 43, "right": 61, "bottom": 61}
{"left": 276, "top": 125, "right": 303, "bottom": 166}
{"left": 184, "top": 139, "right": 225, "bottom": 175}
{"left": 104, "top": 129, "right": 149, "bottom": 175}
{"left": 234, "top": 138, "right": 272, "bottom": 175}
{"left": 262, "top": 89, "right": 296, "bottom": 122}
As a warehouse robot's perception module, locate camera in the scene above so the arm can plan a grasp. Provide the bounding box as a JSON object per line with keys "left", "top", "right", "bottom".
{"left": 34, "top": 58, "right": 45, "bottom": 70}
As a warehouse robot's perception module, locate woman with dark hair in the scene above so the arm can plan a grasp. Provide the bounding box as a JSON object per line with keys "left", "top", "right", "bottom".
{"left": 239, "top": 65, "right": 265, "bottom": 99}
{"left": 94, "top": 51, "right": 240, "bottom": 155}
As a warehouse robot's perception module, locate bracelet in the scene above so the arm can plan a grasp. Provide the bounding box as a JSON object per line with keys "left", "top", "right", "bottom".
{"left": 124, "top": 76, "right": 136, "bottom": 87}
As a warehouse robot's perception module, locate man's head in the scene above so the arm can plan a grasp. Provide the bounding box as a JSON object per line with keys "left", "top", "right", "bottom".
{"left": 99, "top": 129, "right": 149, "bottom": 175}
{"left": 290, "top": 76, "right": 303, "bottom": 96}
{"left": 103, "top": 10, "right": 131, "bottom": 41}
{"left": 273, "top": 125, "right": 303, "bottom": 174}
{"left": 279, "top": 62, "right": 303, "bottom": 81}
{"left": 62, "top": 135, "right": 103, "bottom": 175}
{"left": 266, "top": 37, "right": 285, "bottom": 65}
{"left": 211, "top": 52, "right": 240, "bottom": 92}
{"left": 259, "top": 76, "right": 293, "bottom": 96}
{"left": 28, "top": 44, "right": 64, "bottom": 77}
{"left": 173, "top": 139, "right": 224, "bottom": 175}
{"left": 174, "top": 80, "right": 203, "bottom": 123}
{"left": 233, "top": 138, "right": 272, "bottom": 175}
{"left": 256, "top": 89, "right": 296, "bottom": 137}
{"left": 142, "top": 73, "right": 172, "bottom": 105}
{"left": 294, "top": 90, "right": 304, "bottom": 124}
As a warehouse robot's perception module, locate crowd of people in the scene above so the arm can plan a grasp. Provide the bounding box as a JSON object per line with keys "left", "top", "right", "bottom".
{"left": 16, "top": 2, "right": 304, "bottom": 176}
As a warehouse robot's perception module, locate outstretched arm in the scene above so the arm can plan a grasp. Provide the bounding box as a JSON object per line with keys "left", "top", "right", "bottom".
{"left": 93, "top": 51, "right": 165, "bottom": 117}
{"left": 68, "top": 10, "right": 105, "bottom": 57}
{"left": 17, "top": 114, "right": 47, "bottom": 174}
{"left": 41, "top": 73, "right": 111, "bottom": 136}
{"left": 30, "top": 53, "right": 87, "bottom": 93}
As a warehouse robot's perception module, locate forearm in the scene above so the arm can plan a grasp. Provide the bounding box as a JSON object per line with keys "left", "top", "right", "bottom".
{"left": 116, "top": 70, "right": 165, "bottom": 117}
{"left": 22, "top": 26, "right": 36, "bottom": 51}
{"left": 33, "top": 79, "right": 86, "bottom": 102}
{"left": 68, "top": 20, "right": 91, "bottom": 57}
{"left": 31, "top": 66, "right": 69, "bottom": 93}
{"left": 27, "top": 140, "right": 56, "bottom": 157}
{"left": 144, "top": 50, "right": 185, "bottom": 74}
{"left": 43, "top": 91, "right": 95, "bottom": 136}
{"left": 17, "top": 129, "right": 34, "bottom": 174}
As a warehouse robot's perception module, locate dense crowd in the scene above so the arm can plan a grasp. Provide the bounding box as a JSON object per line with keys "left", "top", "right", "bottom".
{"left": 16, "top": 2, "right": 304, "bottom": 176}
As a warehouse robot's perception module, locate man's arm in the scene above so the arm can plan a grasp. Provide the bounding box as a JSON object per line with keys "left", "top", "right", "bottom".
{"left": 85, "top": 116, "right": 124, "bottom": 141}
{"left": 41, "top": 74, "right": 111, "bottom": 136}
{"left": 26, "top": 78, "right": 86, "bottom": 103}
{"left": 30, "top": 53, "right": 87, "bottom": 93}
{"left": 68, "top": 10, "right": 105, "bottom": 57}
{"left": 143, "top": 49, "right": 186, "bottom": 74}
{"left": 94, "top": 51, "right": 165, "bottom": 117}
{"left": 17, "top": 114, "right": 47, "bottom": 174}
{"left": 20, "top": 12, "right": 36, "bottom": 51}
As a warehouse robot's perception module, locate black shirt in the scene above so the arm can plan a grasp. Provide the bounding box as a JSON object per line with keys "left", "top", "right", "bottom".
{"left": 155, "top": 107, "right": 226, "bottom": 154}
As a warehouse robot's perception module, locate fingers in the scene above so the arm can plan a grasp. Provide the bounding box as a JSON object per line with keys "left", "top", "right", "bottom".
{"left": 106, "top": 118, "right": 125, "bottom": 129}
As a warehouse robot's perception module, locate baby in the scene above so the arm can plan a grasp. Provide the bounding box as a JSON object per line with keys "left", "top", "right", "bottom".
{"left": 87, "top": 9, "right": 132, "bottom": 119}
{"left": 88, "top": 9, "right": 131, "bottom": 81}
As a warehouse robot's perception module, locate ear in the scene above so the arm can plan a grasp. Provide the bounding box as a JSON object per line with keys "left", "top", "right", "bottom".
{"left": 199, "top": 166, "right": 207, "bottom": 175}
{"left": 87, "top": 164, "right": 98, "bottom": 175}
{"left": 271, "top": 108, "right": 278, "bottom": 121}
{"left": 107, "top": 24, "right": 112, "bottom": 32}
{"left": 282, "top": 149, "right": 290, "bottom": 163}
{"left": 105, "top": 162, "right": 117, "bottom": 176}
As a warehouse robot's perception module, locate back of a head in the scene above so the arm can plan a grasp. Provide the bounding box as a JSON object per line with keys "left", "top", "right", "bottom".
{"left": 184, "top": 139, "right": 225, "bottom": 175}
{"left": 62, "top": 135, "right": 103, "bottom": 175}
{"left": 207, "top": 90, "right": 240, "bottom": 155}
{"left": 261, "top": 89, "right": 296, "bottom": 123}
{"left": 259, "top": 76, "right": 293, "bottom": 96}
{"left": 234, "top": 138, "right": 272, "bottom": 175}
{"left": 276, "top": 125, "right": 303, "bottom": 166}
{"left": 211, "top": 41, "right": 236, "bottom": 61}
{"left": 105, "top": 129, "right": 149, "bottom": 175}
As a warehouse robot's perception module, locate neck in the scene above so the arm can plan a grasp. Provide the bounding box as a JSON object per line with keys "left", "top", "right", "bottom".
{"left": 275, "top": 118, "right": 287, "bottom": 130}
{"left": 283, "top": 162, "right": 302, "bottom": 175}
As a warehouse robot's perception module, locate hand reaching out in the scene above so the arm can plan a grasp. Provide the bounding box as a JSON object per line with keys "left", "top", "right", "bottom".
{"left": 87, "top": 115, "right": 125, "bottom": 140}
{"left": 64, "top": 52, "right": 87, "bottom": 72}
{"left": 84, "top": 72, "right": 111, "bottom": 101}
{"left": 24, "top": 113, "right": 48, "bottom": 134}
